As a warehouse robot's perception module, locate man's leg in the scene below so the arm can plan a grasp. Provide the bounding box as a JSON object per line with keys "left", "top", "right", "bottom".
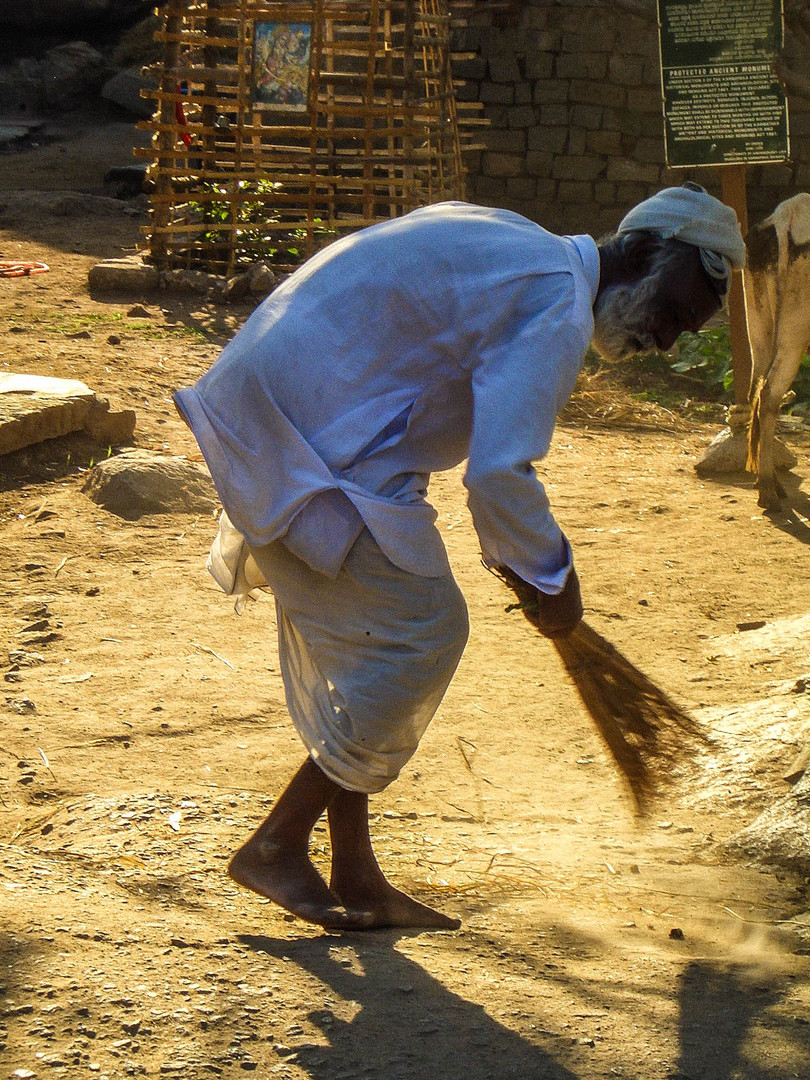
{"left": 327, "top": 788, "right": 461, "bottom": 930}
{"left": 228, "top": 757, "right": 374, "bottom": 930}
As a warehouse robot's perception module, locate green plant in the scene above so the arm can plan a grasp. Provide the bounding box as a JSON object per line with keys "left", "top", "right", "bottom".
{"left": 186, "top": 181, "right": 336, "bottom": 266}
{"left": 670, "top": 325, "right": 733, "bottom": 391}
{"left": 787, "top": 353, "right": 810, "bottom": 408}
{"left": 672, "top": 326, "right": 810, "bottom": 409}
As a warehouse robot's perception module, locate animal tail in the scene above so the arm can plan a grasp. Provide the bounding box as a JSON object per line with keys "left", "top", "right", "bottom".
{"left": 746, "top": 376, "right": 765, "bottom": 475}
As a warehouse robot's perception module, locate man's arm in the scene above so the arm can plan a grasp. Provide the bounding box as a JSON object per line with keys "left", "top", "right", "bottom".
{"left": 464, "top": 272, "right": 589, "bottom": 598}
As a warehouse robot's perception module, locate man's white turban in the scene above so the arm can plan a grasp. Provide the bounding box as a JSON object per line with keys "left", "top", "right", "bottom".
{"left": 616, "top": 182, "right": 746, "bottom": 295}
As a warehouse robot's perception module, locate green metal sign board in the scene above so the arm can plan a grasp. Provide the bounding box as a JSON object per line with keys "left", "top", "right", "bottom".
{"left": 657, "top": 0, "right": 789, "bottom": 167}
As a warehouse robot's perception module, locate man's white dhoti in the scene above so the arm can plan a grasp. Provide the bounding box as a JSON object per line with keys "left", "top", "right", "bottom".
{"left": 249, "top": 529, "right": 469, "bottom": 794}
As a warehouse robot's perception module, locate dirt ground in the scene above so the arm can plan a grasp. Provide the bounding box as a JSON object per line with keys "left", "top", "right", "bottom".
{"left": 1, "top": 116, "right": 810, "bottom": 1080}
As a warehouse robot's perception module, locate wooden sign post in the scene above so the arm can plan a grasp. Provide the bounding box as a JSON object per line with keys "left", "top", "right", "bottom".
{"left": 720, "top": 163, "right": 750, "bottom": 407}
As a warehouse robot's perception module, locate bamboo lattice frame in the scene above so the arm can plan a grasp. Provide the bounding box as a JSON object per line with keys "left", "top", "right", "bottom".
{"left": 138, "top": 0, "right": 474, "bottom": 274}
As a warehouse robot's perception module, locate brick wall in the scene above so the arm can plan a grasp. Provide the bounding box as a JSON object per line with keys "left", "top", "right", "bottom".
{"left": 452, "top": 0, "right": 810, "bottom": 236}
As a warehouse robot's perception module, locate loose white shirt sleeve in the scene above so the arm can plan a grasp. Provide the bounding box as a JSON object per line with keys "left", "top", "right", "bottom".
{"left": 465, "top": 267, "right": 592, "bottom": 592}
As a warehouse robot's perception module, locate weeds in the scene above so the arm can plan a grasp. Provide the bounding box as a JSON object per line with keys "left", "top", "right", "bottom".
{"left": 580, "top": 327, "right": 810, "bottom": 420}
{"left": 671, "top": 325, "right": 734, "bottom": 392}
{"left": 186, "top": 179, "right": 337, "bottom": 266}
{"left": 2, "top": 312, "right": 207, "bottom": 342}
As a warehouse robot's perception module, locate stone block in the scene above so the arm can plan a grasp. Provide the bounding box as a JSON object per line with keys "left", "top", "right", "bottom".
{"left": 162, "top": 268, "right": 221, "bottom": 294}
{"left": 83, "top": 402, "right": 137, "bottom": 446}
{"left": 586, "top": 130, "right": 623, "bottom": 157}
{"left": 532, "top": 79, "right": 570, "bottom": 105}
{"left": 528, "top": 127, "right": 568, "bottom": 155}
{"left": 532, "top": 179, "right": 557, "bottom": 205}
{"left": 605, "top": 106, "right": 646, "bottom": 136}
{"left": 0, "top": 393, "right": 93, "bottom": 457}
{"left": 626, "top": 86, "right": 665, "bottom": 113}
{"left": 483, "top": 152, "right": 526, "bottom": 178}
{"left": 606, "top": 158, "right": 662, "bottom": 184}
{"left": 248, "top": 263, "right": 278, "bottom": 295}
{"left": 88, "top": 257, "right": 160, "bottom": 294}
{"left": 506, "top": 105, "right": 536, "bottom": 130}
{"left": 524, "top": 53, "right": 554, "bottom": 80}
{"left": 555, "top": 52, "right": 608, "bottom": 82}
{"left": 557, "top": 180, "right": 593, "bottom": 204}
{"left": 593, "top": 180, "right": 617, "bottom": 205}
{"left": 600, "top": 107, "right": 623, "bottom": 133}
{"left": 633, "top": 135, "right": 666, "bottom": 164}
{"left": 454, "top": 81, "right": 482, "bottom": 102}
{"left": 488, "top": 56, "right": 522, "bottom": 84}
{"left": 479, "top": 83, "right": 515, "bottom": 106}
{"left": 608, "top": 54, "right": 645, "bottom": 86}
{"left": 462, "top": 149, "right": 484, "bottom": 174}
{"left": 490, "top": 27, "right": 523, "bottom": 54}
{"left": 525, "top": 12, "right": 562, "bottom": 42}
{"left": 483, "top": 127, "right": 527, "bottom": 154}
{"left": 618, "top": 180, "right": 654, "bottom": 206}
{"left": 483, "top": 102, "right": 509, "bottom": 125}
{"left": 565, "top": 30, "right": 613, "bottom": 54}
{"left": 526, "top": 151, "right": 553, "bottom": 178}
{"left": 515, "top": 83, "right": 533, "bottom": 106}
{"left": 539, "top": 104, "right": 570, "bottom": 128}
{"left": 452, "top": 57, "right": 488, "bottom": 81}
{"left": 571, "top": 104, "right": 603, "bottom": 131}
{"left": 41, "top": 41, "right": 105, "bottom": 110}
{"left": 101, "top": 67, "right": 158, "bottom": 119}
{"left": 569, "top": 80, "right": 626, "bottom": 109}
{"left": 506, "top": 177, "right": 538, "bottom": 200}
{"left": 0, "top": 374, "right": 136, "bottom": 457}
{"left": 787, "top": 110, "right": 810, "bottom": 137}
{"left": 83, "top": 450, "right": 216, "bottom": 519}
{"left": 592, "top": 207, "right": 624, "bottom": 235}
{"left": 552, "top": 154, "right": 604, "bottom": 181}
{"left": 567, "top": 128, "right": 587, "bottom": 156}
{"left": 472, "top": 176, "right": 508, "bottom": 201}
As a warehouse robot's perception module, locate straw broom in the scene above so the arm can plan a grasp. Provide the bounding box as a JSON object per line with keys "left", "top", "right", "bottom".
{"left": 491, "top": 565, "right": 712, "bottom": 816}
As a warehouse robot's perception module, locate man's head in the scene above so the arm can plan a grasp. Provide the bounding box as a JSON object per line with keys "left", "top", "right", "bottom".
{"left": 593, "top": 182, "right": 746, "bottom": 363}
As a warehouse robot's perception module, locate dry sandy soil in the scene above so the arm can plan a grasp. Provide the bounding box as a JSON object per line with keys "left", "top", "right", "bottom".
{"left": 1, "top": 115, "right": 810, "bottom": 1080}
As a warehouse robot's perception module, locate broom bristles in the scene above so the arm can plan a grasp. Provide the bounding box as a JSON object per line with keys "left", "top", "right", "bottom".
{"left": 488, "top": 563, "right": 711, "bottom": 815}
{"left": 553, "top": 621, "right": 713, "bottom": 816}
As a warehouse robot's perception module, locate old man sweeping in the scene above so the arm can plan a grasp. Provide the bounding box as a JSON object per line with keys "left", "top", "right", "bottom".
{"left": 174, "top": 182, "right": 745, "bottom": 931}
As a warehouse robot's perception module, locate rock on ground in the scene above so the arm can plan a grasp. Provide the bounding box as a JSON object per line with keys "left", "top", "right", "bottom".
{"left": 82, "top": 448, "right": 218, "bottom": 518}
{"left": 726, "top": 770, "right": 810, "bottom": 876}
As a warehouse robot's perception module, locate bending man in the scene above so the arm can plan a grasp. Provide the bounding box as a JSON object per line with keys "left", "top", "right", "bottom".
{"left": 174, "top": 183, "right": 744, "bottom": 931}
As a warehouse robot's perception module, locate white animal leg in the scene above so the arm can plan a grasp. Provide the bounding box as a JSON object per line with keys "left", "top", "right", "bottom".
{"left": 754, "top": 343, "right": 804, "bottom": 510}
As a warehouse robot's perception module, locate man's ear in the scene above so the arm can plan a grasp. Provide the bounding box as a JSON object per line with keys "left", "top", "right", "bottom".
{"left": 621, "top": 230, "right": 660, "bottom": 277}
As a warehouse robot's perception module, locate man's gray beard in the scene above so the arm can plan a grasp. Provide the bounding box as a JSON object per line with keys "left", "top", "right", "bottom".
{"left": 591, "top": 277, "right": 659, "bottom": 362}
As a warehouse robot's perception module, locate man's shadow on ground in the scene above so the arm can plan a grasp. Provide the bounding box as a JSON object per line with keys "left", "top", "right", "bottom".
{"left": 240, "top": 930, "right": 578, "bottom": 1080}
{"left": 675, "top": 959, "right": 805, "bottom": 1080}
{"left": 238, "top": 931, "right": 802, "bottom": 1080}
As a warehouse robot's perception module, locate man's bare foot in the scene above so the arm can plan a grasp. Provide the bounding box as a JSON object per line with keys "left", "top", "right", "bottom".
{"left": 331, "top": 874, "right": 461, "bottom": 931}
{"left": 228, "top": 839, "right": 373, "bottom": 930}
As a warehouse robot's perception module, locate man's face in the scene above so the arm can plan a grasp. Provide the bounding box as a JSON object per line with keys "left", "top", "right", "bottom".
{"left": 592, "top": 243, "right": 722, "bottom": 363}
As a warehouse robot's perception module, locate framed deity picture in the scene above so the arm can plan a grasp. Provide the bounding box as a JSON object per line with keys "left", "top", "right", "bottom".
{"left": 252, "top": 22, "right": 312, "bottom": 111}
